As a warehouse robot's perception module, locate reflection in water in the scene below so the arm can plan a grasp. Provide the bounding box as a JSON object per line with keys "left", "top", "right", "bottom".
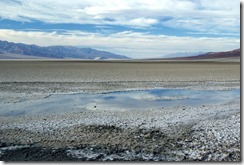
{"left": 0, "top": 89, "right": 240, "bottom": 116}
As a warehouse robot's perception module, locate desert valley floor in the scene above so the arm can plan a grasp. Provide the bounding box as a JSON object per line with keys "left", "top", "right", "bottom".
{"left": 0, "top": 60, "right": 240, "bottom": 161}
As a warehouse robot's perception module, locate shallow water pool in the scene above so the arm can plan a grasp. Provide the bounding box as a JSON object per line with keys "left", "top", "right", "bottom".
{"left": 0, "top": 88, "right": 240, "bottom": 116}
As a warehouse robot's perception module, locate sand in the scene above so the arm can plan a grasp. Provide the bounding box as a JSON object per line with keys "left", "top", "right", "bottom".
{"left": 0, "top": 60, "right": 240, "bottom": 161}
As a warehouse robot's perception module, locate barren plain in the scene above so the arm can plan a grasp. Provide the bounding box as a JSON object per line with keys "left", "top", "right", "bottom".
{"left": 0, "top": 60, "right": 240, "bottom": 161}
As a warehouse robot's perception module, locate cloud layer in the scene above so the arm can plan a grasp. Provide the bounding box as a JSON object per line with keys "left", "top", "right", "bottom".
{"left": 0, "top": 0, "right": 239, "bottom": 32}
{"left": 0, "top": 0, "right": 240, "bottom": 58}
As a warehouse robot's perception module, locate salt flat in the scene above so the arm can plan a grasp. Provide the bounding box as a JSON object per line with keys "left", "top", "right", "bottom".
{"left": 0, "top": 60, "right": 239, "bottom": 82}
{"left": 0, "top": 60, "right": 240, "bottom": 161}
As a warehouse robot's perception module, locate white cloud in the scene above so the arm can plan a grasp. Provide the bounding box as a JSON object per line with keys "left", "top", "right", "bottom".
{"left": 0, "top": 29, "right": 239, "bottom": 59}
{"left": 0, "top": 0, "right": 239, "bottom": 32}
{"left": 198, "top": 0, "right": 237, "bottom": 10}
{"left": 127, "top": 18, "right": 158, "bottom": 27}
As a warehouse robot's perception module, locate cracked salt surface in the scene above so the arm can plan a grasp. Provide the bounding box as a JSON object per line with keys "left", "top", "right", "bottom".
{"left": 0, "top": 88, "right": 239, "bottom": 117}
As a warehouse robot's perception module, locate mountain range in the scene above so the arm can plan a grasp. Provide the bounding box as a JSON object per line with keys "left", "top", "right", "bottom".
{"left": 163, "top": 51, "right": 207, "bottom": 58}
{"left": 171, "top": 49, "right": 240, "bottom": 60}
{"left": 0, "top": 40, "right": 130, "bottom": 60}
{"left": 0, "top": 40, "right": 240, "bottom": 61}
{"left": 146, "top": 49, "right": 240, "bottom": 61}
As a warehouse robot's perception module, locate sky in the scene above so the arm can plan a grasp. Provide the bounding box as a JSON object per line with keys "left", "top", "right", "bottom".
{"left": 0, "top": 0, "right": 240, "bottom": 59}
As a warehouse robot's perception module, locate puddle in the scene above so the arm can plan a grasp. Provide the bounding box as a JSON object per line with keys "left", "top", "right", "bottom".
{"left": 0, "top": 88, "right": 240, "bottom": 116}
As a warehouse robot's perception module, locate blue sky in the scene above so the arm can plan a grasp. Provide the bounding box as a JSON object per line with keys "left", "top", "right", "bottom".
{"left": 0, "top": 0, "right": 240, "bottom": 58}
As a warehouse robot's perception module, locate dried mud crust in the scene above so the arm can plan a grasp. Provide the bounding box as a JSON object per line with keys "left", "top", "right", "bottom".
{"left": 0, "top": 117, "right": 240, "bottom": 161}
{"left": 0, "top": 81, "right": 240, "bottom": 93}
{"left": 0, "top": 61, "right": 240, "bottom": 82}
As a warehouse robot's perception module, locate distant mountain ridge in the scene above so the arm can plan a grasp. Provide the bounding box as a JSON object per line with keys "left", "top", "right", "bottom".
{"left": 163, "top": 51, "right": 207, "bottom": 58}
{"left": 0, "top": 40, "right": 130, "bottom": 59}
{"left": 143, "top": 49, "right": 240, "bottom": 61}
{"left": 173, "top": 49, "right": 240, "bottom": 60}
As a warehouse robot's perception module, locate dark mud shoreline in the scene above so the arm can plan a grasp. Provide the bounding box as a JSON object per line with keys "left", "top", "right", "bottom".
{"left": 1, "top": 144, "right": 240, "bottom": 161}
{"left": 0, "top": 144, "right": 173, "bottom": 161}
{"left": 0, "top": 126, "right": 183, "bottom": 161}
{"left": 0, "top": 124, "right": 240, "bottom": 161}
